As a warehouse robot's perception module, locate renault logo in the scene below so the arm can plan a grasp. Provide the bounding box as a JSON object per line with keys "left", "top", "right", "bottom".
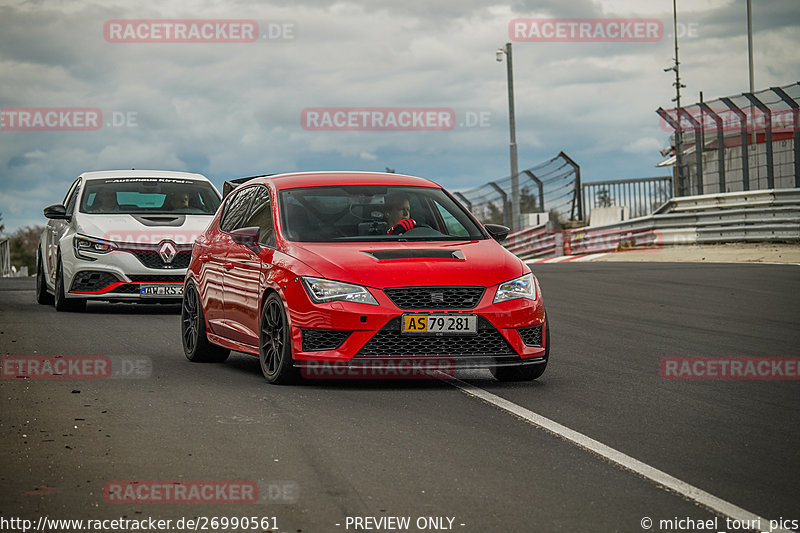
{"left": 158, "top": 241, "right": 177, "bottom": 264}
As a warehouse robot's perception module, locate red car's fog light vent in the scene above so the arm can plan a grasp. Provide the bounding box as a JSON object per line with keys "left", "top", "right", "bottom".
{"left": 384, "top": 286, "right": 485, "bottom": 310}
{"left": 301, "top": 329, "right": 353, "bottom": 352}
{"left": 516, "top": 325, "right": 542, "bottom": 347}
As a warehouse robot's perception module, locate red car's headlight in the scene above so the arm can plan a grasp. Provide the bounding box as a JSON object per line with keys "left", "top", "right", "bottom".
{"left": 301, "top": 276, "right": 379, "bottom": 306}
{"left": 493, "top": 273, "right": 537, "bottom": 303}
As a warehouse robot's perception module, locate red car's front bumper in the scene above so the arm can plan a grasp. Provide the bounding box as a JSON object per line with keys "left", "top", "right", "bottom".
{"left": 281, "top": 276, "right": 547, "bottom": 371}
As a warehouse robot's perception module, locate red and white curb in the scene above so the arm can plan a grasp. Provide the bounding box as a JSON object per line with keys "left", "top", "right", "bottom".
{"left": 528, "top": 253, "right": 608, "bottom": 263}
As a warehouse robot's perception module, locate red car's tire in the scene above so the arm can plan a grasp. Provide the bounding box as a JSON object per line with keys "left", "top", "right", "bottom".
{"left": 259, "top": 293, "right": 300, "bottom": 385}
{"left": 181, "top": 281, "right": 229, "bottom": 363}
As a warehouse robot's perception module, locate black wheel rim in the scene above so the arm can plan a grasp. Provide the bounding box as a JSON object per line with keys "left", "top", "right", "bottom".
{"left": 181, "top": 285, "right": 199, "bottom": 353}
{"left": 36, "top": 260, "right": 44, "bottom": 299}
{"left": 260, "top": 298, "right": 285, "bottom": 376}
{"left": 55, "top": 263, "right": 64, "bottom": 303}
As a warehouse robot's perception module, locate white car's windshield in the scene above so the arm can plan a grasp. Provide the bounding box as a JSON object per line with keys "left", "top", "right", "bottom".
{"left": 80, "top": 177, "right": 221, "bottom": 215}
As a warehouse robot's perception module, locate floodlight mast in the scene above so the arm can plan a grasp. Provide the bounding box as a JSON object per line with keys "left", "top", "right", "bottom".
{"left": 497, "top": 43, "right": 520, "bottom": 230}
{"left": 666, "top": 0, "right": 687, "bottom": 196}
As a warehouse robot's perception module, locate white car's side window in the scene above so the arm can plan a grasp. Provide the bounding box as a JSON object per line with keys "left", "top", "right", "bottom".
{"left": 62, "top": 178, "right": 80, "bottom": 205}
{"left": 63, "top": 178, "right": 82, "bottom": 215}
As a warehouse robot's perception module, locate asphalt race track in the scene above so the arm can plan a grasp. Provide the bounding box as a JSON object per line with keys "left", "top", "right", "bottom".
{"left": 1, "top": 262, "right": 799, "bottom": 533}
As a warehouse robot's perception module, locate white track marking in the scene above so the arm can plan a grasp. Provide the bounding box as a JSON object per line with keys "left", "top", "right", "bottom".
{"left": 448, "top": 378, "right": 791, "bottom": 533}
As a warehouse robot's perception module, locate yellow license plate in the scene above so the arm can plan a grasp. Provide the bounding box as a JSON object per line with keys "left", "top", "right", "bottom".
{"left": 401, "top": 314, "right": 477, "bottom": 334}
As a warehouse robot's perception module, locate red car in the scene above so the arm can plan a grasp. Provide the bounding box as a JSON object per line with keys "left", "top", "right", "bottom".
{"left": 181, "top": 171, "right": 549, "bottom": 384}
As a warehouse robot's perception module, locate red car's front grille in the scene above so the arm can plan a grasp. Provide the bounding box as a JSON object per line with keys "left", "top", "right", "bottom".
{"left": 383, "top": 286, "right": 485, "bottom": 310}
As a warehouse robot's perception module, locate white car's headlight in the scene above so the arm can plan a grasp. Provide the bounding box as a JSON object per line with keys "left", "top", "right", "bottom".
{"left": 301, "top": 277, "right": 378, "bottom": 306}
{"left": 74, "top": 235, "right": 118, "bottom": 260}
{"left": 493, "top": 272, "right": 537, "bottom": 303}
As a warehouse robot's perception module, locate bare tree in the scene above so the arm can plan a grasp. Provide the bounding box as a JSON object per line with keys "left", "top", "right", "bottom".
{"left": 11, "top": 225, "right": 45, "bottom": 272}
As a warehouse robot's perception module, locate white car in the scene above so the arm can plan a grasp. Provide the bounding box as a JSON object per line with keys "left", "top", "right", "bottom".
{"left": 36, "top": 170, "right": 222, "bottom": 311}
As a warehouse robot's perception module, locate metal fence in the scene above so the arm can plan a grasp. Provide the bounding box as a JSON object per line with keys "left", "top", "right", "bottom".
{"left": 657, "top": 81, "right": 800, "bottom": 197}
{"left": 582, "top": 176, "right": 672, "bottom": 223}
{"left": 455, "top": 151, "right": 581, "bottom": 229}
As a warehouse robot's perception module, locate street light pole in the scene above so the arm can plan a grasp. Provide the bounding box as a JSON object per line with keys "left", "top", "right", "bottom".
{"left": 746, "top": 0, "right": 757, "bottom": 157}
{"left": 498, "top": 42, "right": 520, "bottom": 231}
{"left": 747, "top": 0, "right": 754, "bottom": 94}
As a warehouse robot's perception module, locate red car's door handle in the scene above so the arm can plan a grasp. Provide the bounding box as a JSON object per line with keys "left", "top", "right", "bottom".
{"left": 223, "top": 262, "right": 234, "bottom": 270}
{"left": 199, "top": 254, "right": 211, "bottom": 263}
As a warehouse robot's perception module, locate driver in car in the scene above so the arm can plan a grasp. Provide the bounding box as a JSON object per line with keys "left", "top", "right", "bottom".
{"left": 167, "top": 192, "right": 191, "bottom": 210}
{"left": 90, "top": 190, "right": 119, "bottom": 213}
{"left": 383, "top": 193, "right": 417, "bottom": 235}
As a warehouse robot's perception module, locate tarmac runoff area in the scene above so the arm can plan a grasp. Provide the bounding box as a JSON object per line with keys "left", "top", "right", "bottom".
{"left": 535, "top": 243, "right": 800, "bottom": 265}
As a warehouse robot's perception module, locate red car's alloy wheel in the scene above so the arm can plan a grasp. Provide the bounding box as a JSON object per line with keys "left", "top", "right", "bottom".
{"left": 181, "top": 282, "right": 229, "bottom": 363}
{"left": 259, "top": 293, "right": 298, "bottom": 384}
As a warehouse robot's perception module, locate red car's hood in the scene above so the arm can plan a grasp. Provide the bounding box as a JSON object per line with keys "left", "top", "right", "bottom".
{"left": 283, "top": 239, "right": 526, "bottom": 289}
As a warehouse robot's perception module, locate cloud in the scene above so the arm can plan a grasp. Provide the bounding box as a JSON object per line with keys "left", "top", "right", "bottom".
{"left": 0, "top": 0, "right": 798, "bottom": 233}
{"left": 622, "top": 137, "right": 662, "bottom": 154}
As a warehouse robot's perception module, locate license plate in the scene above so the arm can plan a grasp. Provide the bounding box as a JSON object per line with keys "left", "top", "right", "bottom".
{"left": 140, "top": 284, "right": 183, "bottom": 296}
{"left": 401, "top": 314, "right": 477, "bottom": 334}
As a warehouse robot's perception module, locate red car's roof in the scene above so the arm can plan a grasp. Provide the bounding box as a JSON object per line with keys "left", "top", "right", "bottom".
{"left": 246, "top": 171, "right": 442, "bottom": 190}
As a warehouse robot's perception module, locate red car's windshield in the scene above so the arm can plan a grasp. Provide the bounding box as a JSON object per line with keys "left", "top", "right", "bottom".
{"left": 278, "top": 185, "right": 485, "bottom": 242}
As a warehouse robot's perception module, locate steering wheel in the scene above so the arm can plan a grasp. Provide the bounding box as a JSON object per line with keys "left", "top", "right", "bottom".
{"left": 388, "top": 218, "right": 418, "bottom": 235}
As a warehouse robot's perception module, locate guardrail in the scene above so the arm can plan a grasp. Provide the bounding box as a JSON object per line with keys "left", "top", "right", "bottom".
{"left": 0, "top": 238, "right": 11, "bottom": 277}
{"left": 504, "top": 224, "right": 552, "bottom": 258}
{"left": 504, "top": 188, "right": 800, "bottom": 259}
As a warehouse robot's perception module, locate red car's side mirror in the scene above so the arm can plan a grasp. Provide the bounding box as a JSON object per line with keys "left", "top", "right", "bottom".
{"left": 484, "top": 224, "right": 509, "bottom": 242}
{"left": 230, "top": 226, "right": 261, "bottom": 254}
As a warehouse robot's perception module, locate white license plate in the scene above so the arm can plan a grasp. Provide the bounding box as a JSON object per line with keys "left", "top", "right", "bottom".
{"left": 401, "top": 314, "right": 477, "bottom": 334}
{"left": 140, "top": 284, "right": 183, "bottom": 296}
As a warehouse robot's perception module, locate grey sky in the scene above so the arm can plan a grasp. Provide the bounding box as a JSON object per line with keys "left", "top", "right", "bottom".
{"left": 1, "top": 0, "right": 798, "bottom": 233}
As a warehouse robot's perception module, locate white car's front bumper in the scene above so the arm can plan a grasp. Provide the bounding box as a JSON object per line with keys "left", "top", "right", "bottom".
{"left": 62, "top": 239, "right": 192, "bottom": 301}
